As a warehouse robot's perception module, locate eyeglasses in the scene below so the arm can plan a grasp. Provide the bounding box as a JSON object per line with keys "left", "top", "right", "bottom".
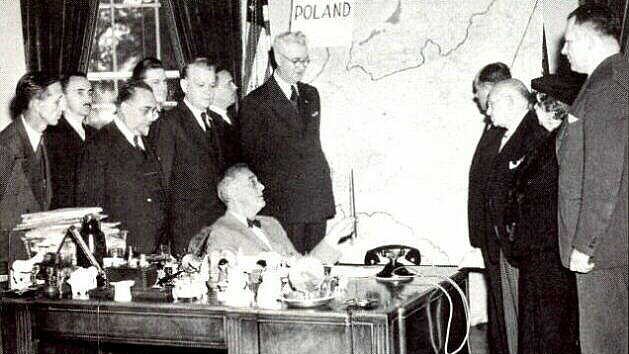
{"left": 277, "top": 52, "right": 310, "bottom": 66}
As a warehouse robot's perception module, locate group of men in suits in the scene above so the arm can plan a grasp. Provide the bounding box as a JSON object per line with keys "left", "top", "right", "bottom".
{"left": 1, "top": 30, "right": 337, "bottom": 266}
{"left": 468, "top": 4, "right": 627, "bottom": 354}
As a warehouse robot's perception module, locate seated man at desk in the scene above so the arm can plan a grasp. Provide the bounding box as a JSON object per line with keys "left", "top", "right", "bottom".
{"left": 188, "top": 163, "right": 354, "bottom": 265}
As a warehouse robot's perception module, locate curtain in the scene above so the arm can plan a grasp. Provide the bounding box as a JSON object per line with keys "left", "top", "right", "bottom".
{"left": 20, "top": 0, "right": 99, "bottom": 74}
{"left": 163, "top": 0, "right": 242, "bottom": 89}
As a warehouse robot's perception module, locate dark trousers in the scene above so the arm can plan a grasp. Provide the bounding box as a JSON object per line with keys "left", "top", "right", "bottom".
{"left": 284, "top": 222, "right": 327, "bottom": 254}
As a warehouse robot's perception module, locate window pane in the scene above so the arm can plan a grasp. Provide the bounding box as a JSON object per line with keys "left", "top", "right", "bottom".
{"left": 92, "top": 81, "right": 117, "bottom": 104}
{"left": 114, "top": 7, "right": 158, "bottom": 72}
{"left": 88, "top": 80, "right": 117, "bottom": 129}
{"left": 89, "top": 8, "right": 115, "bottom": 72}
{"left": 112, "top": 0, "right": 157, "bottom": 4}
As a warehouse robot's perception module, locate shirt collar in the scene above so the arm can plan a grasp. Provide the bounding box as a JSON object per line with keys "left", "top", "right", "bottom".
{"left": 184, "top": 98, "right": 208, "bottom": 131}
{"left": 21, "top": 115, "right": 42, "bottom": 153}
{"left": 209, "top": 105, "right": 231, "bottom": 125}
{"left": 229, "top": 211, "right": 250, "bottom": 227}
{"left": 113, "top": 116, "right": 143, "bottom": 149}
{"left": 274, "top": 72, "right": 298, "bottom": 101}
{"left": 63, "top": 111, "right": 86, "bottom": 141}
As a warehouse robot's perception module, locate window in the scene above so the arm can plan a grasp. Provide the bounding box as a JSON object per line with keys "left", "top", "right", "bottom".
{"left": 88, "top": 0, "right": 180, "bottom": 107}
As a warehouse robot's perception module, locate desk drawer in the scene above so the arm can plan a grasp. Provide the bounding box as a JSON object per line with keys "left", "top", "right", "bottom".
{"left": 35, "top": 305, "right": 225, "bottom": 348}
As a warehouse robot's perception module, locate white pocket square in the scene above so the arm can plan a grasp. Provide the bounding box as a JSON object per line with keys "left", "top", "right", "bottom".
{"left": 509, "top": 157, "right": 525, "bottom": 170}
{"left": 567, "top": 114, "right": 579, "bottom": 124}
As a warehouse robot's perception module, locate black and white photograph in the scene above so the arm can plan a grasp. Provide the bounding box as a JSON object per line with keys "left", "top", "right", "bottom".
{"left": 0, "top": 0, "right": 627, "bottom": 353}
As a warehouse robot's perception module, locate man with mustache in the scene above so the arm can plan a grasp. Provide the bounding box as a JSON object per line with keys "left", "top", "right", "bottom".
{"left": 46, "top": 73, "right": 96, "bottom": 208}
{"left": 76, "top": 81, "right": 167, "bottom": 254}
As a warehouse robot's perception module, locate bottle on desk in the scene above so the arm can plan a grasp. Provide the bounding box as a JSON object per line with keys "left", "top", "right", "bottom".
{"left": 76, "top": 214, "right": 107, "bottom": 268}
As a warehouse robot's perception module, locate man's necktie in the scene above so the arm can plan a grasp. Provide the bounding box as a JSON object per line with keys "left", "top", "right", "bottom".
{"left": 201, "top": 112, "right": 212, "bottom": 132}
{"left": 247, "top": 219, "right": 261, "bottom": 228}
{"left": 290, "top": 85, "right": 299, "bottom": 108}
{"left": 133, "top": 136, "right": 147, "bottom": 158}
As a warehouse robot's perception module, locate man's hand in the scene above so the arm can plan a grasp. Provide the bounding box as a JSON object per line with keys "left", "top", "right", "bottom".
{"left": 569, "top": 248, "right": 595, "bottom": 273}
{"left": 323, "top": 217, "right": 356, "bottom": 246}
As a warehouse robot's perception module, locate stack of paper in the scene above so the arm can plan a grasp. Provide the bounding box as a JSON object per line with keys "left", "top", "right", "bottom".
{"left": 14, "top": 207, "right": 121, "bottom": 257}
{"left": 15, "top": 207, "right": 105, "bottom": 230}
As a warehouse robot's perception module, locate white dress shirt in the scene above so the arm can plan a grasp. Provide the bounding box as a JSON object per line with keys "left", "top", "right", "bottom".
{"left": 21, "top": 116, "right": 43, "bottom": 153}
{"left": 184, "top": 98, "right": 210, "bottom": 132}
{"left": 64, "top": 110, "right": 86, "bottom": 141}
{"left": 113, "top": 117, "right": 145, "bottom": 150}
{"left": 274, "top": 72, "right": 298, "bottom": 101}
{"left": 229, "top": 211, "right": 273, "bottom": 250}
{"left": 209, "top": 105, "right": 231, "bottom": 125}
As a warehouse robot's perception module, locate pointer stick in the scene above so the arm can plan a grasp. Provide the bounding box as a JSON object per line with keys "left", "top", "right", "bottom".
{"left": 350, "top": 169, "right": 358, "bottom": 240}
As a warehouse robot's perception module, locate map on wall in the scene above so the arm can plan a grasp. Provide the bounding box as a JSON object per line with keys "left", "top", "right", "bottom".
{"left": 270, "top": 0, "right": 543, "bottom": 265}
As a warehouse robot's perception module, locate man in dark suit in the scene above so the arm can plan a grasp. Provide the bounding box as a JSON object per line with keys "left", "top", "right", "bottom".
{"left": 1, "top": 72, "right": 63, "bottom": 268}
{"left": 76, "top": 81, "right": 167, "bottom": 254}
{"left": 209, "top": 69, "right": 241, "bottom": 167}
{"left": 558, "top": 5, "right": 628, "bottom": 354}
{"left": 46, "top": 73, "right": 96, "bottom": 209}
{"left": 467, "top": 62, "right": 511, "bottom": 354}
{"left": 240, "top": 31, "right": 335, "bottom": 254}
{"left": 484, "top": 79, "right": 546, "bottom": 354}
{"left": 149, "top": 58, "right": 225, "bottom": 256}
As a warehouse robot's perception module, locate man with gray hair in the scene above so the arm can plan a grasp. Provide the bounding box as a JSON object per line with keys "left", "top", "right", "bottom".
{"left": 558, "top": 4, "right": 628, "bottom": 353}
{"left": 239, "top": 31, "right": 335, "bottom": 254}
{"left": 188, "top": 164, "right": 352, "bottom": 264}
{"left": 484, "top": 78, "right": 546, "bottom": 354}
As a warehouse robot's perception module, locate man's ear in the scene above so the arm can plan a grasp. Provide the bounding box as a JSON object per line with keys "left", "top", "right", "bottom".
{"left": 180, "top": 78, "right": 188, "bottom": 94}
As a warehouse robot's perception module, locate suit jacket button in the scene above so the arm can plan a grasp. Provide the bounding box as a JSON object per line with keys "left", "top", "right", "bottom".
{"left": 147, "top": 198, "right": 152, "bottom": 203}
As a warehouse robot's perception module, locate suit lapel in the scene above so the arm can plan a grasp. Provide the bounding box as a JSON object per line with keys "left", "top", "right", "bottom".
{"left": 498, "top": 111, "right": 536, "bottom": 162}
{"left": 267, "top": 78, "right": 303, "bottom": 132}
{"left": 16, "top": 119, "right": 46, "bottom": 209}
{"left": 296, "top": 82, "right": 317, "bottom": 131}
{"left": 176, "top": 103, "right": 212, "bottom": 154}
{"left": 41, "top": 137, "right": 52, "bottom": 210}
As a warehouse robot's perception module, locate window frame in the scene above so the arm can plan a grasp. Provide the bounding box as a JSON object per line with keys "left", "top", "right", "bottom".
{"left": 87, "top": 0, "right": 180, "bottom": 106}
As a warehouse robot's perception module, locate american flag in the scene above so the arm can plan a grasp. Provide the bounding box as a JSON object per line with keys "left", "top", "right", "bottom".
{"left": 243, "top": 0, "right": 272, "bottom": 95}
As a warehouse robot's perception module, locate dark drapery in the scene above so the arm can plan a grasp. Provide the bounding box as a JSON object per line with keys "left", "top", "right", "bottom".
{"left": 20, "top": 0, "right": 99, "bottom": 74}
{"left": 163, "top": 0, "right": 242, "bottom": 89}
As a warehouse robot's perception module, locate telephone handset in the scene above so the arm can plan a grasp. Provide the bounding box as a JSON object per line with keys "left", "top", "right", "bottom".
{"left": 364, "top": 245, "right": 421, "bottom": 278}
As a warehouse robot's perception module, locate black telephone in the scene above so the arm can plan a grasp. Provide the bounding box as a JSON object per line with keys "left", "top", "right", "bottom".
{"left": 364, "top": 245, "right": 421, "bottom": 278}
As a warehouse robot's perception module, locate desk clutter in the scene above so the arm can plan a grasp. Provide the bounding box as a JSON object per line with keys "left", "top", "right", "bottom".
{"left": 6, "top": 211, "right": 430, "bottom": 313}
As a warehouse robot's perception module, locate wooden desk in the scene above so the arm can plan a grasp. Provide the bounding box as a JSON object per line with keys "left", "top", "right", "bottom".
{"left": 1, "top": 266, "right": 469, "bottom": 354}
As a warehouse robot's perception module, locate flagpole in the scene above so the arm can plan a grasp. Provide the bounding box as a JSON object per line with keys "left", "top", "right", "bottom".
{"left": 288, "top": 0, "right": 294, "bottom": 32}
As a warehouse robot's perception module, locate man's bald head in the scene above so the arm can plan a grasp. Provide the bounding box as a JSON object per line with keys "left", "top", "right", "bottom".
{"left": 486, "top": 79, "right": 532, "bottom": 129}
{"left": 489, "top": 79, "right": 531, "bottom": 107}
